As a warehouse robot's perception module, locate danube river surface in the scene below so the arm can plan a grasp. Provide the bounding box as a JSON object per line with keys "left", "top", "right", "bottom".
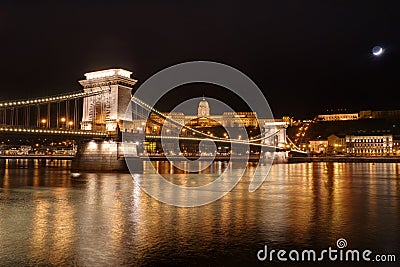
{"left": 0, "top": 160, "right": 399, "bottom": 266}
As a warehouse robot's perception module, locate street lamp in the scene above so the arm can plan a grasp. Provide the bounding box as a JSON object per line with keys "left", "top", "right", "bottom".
{"left": 153, "top": 125, "right": 158, "bottom": 133}
{"left": 41, "top": 119, "right": 47, "bottom": 128}
{"left": 68, "top": 121, "right": 74, "bottom": 129}
{"left": 60, "top": 117, "right": 66, "bottom": 129}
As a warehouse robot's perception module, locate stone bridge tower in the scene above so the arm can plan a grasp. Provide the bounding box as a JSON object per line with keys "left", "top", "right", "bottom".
{"left": 79, "top": 69, "right": 137, "bottom": 134}
{"left": 263, "top": 121, "right": 288, "bottom": 148}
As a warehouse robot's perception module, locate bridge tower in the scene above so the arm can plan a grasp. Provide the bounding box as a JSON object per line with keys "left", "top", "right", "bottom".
{"left": 79, "top": 69, "right": 137, "bottom": 134}
{"left": 263, "top": 121, "right": 288, "bottom": 148}
{"left": 72, "top": 68, "right": 142, "bottom": 172}
{"left": 262, "top": 121, "right": 289, "bottom": 163}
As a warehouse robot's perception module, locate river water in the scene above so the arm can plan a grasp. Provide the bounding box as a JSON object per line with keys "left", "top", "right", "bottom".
{"left": 0, "top": 160, "right": 399, "bottom": 266}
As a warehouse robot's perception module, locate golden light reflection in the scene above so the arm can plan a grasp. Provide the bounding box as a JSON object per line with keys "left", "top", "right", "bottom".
{"left": 3, "top": 167, "right": 9, "bottom": 188}
{"left": 29, "top": 194, "right": 51, "bottom": 260}
{"left": 0, "top": 161, "right": 399, "bottom": 265}
{"left": 48, "top": 189, "right": 75, "bottom": 265}
{"left": 108, "top": 182, "right": 125, "bottom": 261}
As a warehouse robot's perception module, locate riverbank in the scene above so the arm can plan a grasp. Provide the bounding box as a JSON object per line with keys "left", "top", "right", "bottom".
{"left": 288, "top": 156, "right": 400, "bottom": 163}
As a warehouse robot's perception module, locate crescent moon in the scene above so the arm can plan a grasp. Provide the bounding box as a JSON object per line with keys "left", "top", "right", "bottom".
{"left": 373, "top": 47, "right": 383, "bottom": 56}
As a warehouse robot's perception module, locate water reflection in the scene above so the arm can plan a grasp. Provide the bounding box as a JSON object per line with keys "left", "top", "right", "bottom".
{"left": 0, "top": 161, "right": 399, "bottom": 266}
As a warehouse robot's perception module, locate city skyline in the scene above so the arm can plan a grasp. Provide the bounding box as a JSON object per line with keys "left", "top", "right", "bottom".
{"left": 0, "top": 1, "right": 399, "bottom": 118}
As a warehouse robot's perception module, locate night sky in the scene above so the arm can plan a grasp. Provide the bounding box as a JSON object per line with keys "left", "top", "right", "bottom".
{"left": 1, "top": 1, "right": 399, "bottom": 119}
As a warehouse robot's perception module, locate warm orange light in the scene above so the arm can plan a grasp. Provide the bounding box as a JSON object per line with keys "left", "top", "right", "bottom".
{"left": 60, "top": 117, "right": 66, "bottom": 123}
{"left": 41, "top": 119, "right": 47, "bottom": 124}
{"left": 68, "top": 121, "right": 74, "bottom": 126}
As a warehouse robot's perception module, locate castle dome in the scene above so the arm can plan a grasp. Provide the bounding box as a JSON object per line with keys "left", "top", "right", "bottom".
{"left": 198, "top": 97, "right": 210, "bottom": 117}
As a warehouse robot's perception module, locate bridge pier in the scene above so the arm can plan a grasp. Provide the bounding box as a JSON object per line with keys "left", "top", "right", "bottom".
{"left": 71, "top": 140, "right": 143, "bottom": 172}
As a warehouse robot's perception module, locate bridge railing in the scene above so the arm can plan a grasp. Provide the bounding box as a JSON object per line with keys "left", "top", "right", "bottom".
{"left": 0, "top": 88, "right": 111, "bottom": 108}
{"left": 0, "top": 126, "right": 106, "bottom": 137}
